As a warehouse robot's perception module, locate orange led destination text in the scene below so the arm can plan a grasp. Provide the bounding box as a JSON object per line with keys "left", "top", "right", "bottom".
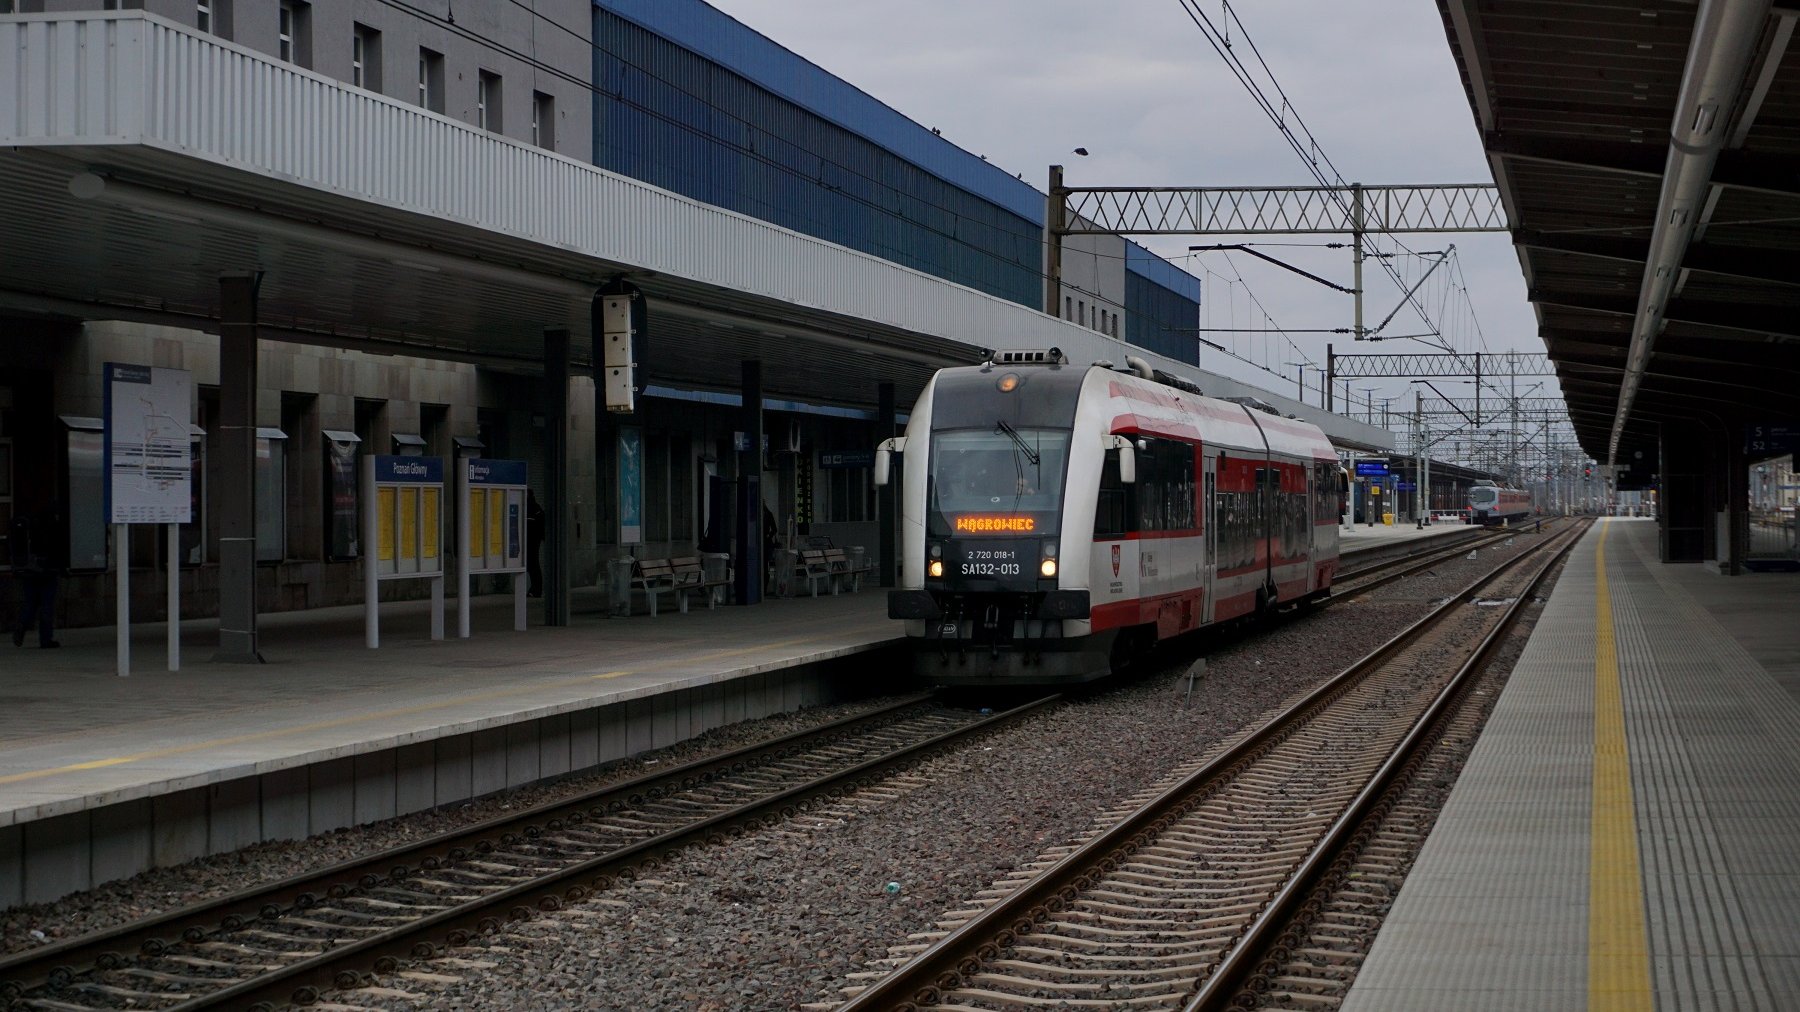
{"left": 954, "top": 514, "right": 1036, "bottom": 533}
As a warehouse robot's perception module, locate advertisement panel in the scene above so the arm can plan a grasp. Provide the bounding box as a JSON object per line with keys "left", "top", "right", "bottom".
{"left": 619, "top": 427, "right": 643, "bottom": 544}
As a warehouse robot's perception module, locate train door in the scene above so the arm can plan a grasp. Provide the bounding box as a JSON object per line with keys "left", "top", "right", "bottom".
{"left": 1202, "top": 455, "right": 1218, "bottom": 624}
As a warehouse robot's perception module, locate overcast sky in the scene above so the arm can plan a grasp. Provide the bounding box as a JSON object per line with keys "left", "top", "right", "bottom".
{"left": 705, "top": 0, "right": 1556, "bottom": 422}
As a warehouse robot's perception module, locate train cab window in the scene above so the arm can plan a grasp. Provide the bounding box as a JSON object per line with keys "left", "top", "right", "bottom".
{"left": 1094, "top": 452, "right": 1128, "bottom": 538}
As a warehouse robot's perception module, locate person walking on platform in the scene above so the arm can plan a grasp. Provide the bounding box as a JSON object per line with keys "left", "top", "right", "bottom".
{"left": 10, "top": 499, "right": 64, "bottom": 648}
{"left": 526, "top": 489, "right": 546, "bottom": 598}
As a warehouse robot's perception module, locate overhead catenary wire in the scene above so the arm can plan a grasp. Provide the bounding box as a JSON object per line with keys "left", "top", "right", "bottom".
{"left": 1171, "top": 0, "right": 1464, "bottom": 354}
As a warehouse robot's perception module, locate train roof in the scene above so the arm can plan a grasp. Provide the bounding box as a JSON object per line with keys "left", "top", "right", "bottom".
{"left": 932, "top": 350, "right": 1339, "bottom": 461}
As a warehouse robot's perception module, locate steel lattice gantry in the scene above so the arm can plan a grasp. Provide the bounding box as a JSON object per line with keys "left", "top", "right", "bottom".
{"left": 1056, "top": 184, "right": 1508, "bottom": 235}
{"left": 1042, "top": 174, "right": 1510, "bottom": 347}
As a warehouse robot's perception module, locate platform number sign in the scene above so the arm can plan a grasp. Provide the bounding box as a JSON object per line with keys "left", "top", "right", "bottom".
{"left": 1747, "top": 424, "right": 1797, "bottom": 454}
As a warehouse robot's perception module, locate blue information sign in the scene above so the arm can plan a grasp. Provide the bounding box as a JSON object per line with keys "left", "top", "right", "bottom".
{"left": 374, "top": 455, "right": 443, "bottom": 483}
{"left": 819, "top": 450, "right": 875, "bottom": 469}
{"left": 1355, "top": 461, "right": 1390, "bottom": 477}
{"left": 466, "top": 458, "right": 527, "bottom": 486}
{"left": 1747, "top": 424, "right": 1797, "bottom": 454}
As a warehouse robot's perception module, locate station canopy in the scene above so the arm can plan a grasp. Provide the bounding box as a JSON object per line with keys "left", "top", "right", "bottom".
{"left": 1438, "top": 0, "right": 1800, "bottom": 464}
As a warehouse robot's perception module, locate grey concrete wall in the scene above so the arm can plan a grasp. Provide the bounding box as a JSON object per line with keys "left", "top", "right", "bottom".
{"left": 0, "top": 660, "right": 872, "bottom": 909}
{"left": 28, "top": 322, "right": 610, "bottom": 626}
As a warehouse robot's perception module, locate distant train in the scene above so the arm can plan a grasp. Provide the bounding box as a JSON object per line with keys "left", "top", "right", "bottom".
{"left": 878, "top": 349, "right": 1344, "bottom": 686}
{"left": 1468, "top": 484, "right": 1533, "bottom": 525}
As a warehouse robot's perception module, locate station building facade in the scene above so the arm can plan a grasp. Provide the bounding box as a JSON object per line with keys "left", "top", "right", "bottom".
{"left": 0, "top": 0, "right": 1202, "bottom": 628}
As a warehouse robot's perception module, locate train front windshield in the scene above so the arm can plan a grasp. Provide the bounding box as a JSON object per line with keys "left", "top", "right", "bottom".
{"left": 927, "top": 428, "right": 1069, "bottom": 535}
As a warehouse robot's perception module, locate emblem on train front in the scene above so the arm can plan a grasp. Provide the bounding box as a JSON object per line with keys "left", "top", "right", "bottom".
{"left": 1111, "top": 544, "right": 1120, "bottom": 578}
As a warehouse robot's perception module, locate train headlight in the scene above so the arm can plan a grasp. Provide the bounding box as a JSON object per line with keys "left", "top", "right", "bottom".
{"left": 929, "top": 543, "right": 943, "bottom": 559}
{"left": 929, "top": 559, "right": 944, "bottom": 578}
{"left": 1039, "top": 558, "right": 1057, "bottom": 578}
{"left": 1043, "top": 542, "right": 1057, "bottom": 559}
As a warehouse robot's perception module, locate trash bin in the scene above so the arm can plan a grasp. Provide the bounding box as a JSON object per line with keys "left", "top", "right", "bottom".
{"left": 701, "top": 552, "right": 730, "bottom": 606}
{"left": 774, "top": 548, "right": 799, "bottom": 597}
{"left": 607, "top": 557, "right": 635, "bottom": 616}
{"left": 850, "top": 546, "right": 868, "bottom": 591}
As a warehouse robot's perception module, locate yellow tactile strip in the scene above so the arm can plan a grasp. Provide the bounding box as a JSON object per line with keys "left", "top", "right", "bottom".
{"left": 1588, "top": 522, "right": 1653, "bottom": 1008}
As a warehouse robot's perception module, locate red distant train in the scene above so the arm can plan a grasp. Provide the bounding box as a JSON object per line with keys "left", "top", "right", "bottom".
{"left": 878, "top": 349, "right": 1344, "bottom": 685}
{"left": 1468, "top": 483, "right": 1532, "bottom": 525}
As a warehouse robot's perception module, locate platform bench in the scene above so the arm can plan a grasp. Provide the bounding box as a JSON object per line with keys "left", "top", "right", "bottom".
{"left": 828, "top": 547, "right": 875, "bottom": 593}
{"left": 667, "top": 555, "right": 731, "bottom": 610}
{"left": 629, "top": 558, "right": 682, "bottom": 617}
{"left": 795, "top": 549, "right": 837, "bottom": 597}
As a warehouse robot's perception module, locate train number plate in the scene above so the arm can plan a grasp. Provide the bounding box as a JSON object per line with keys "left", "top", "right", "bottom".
{"left": 959, "top": 547, "right": 1019, "bottom": 576}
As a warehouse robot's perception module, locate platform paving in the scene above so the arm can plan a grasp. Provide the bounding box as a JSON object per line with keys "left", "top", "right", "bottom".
{"left": 1343, "top": 518, "right": 1800, "bottom": 1011}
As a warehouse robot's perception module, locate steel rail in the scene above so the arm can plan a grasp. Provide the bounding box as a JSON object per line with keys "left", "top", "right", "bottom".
{"left": 175, "top": 692, "right": 1060, "bottom": 1010}
{"left": 837, "top": 520, "right": 1584, "bottom": 1010}
{"left": 3, "top": 691, "right": 946, "bottom": 994}
{"left": 1, "top": 691, "right": 939, "bottom": 1001}
{"left": 1185, "top": 518, "right": 1590, "bottom": 1010}
{"left": 1333, "top": 524, "right": 1516, "bottom": 590}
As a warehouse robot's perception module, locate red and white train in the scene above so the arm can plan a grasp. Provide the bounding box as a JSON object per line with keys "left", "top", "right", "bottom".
{"left": 1467, "top": 484, "right": 1533, "bottom": 526}
{"left": 878, "top": 349, "right": 1344, "bottom": 685}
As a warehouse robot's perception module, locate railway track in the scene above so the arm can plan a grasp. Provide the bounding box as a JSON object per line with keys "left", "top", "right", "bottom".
{"left": 1331, "top": 521, "right": 1539, "bottom": 596}
{"left": 827, "top": 518, "right": 1590, "bottom": 1011}
{"left": 0, "top": 692, "right": 1059, "bottom": 1012}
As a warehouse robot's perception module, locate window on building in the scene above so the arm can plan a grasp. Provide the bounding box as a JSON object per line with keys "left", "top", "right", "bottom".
{"left": 532, "top": 91, "right": 555, "bottom": 149}
{"left": 1077, "top": 300, "right": 1086, "bottom": 327}
{"left": 255, "top": 428, "right": 288, "bottom": 563}
{"left": 197, "top": 0, "right": 231, "bottom": 38}
{"left": 477, "top": 71, "right": 501, "bottom": 132}
{"left": 352, "top": 24, "right": 381, "bottom": 91}
{"left": 1065, "top": 295, "right": 1072, "bottom": 320}
{"left": 1111, "top": 313, "right": 1120, "bottom": 338}
{"left": 418, "top": 48, "right": 444, "bottom": 113}
{"left": 0, "top": 429, "right": 11, "bottom": 569}
{"left": 277, "top": 1, "right": 310, "bottom": 68}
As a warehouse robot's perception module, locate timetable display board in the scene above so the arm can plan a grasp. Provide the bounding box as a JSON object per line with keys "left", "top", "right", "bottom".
{"left": 103, "top": 363, "right": 192, "bottom": 524}
{"left": 463, "top": 458, "right": 527, "bottom": 574}
{"left": 369, "top": 455, "right": 444, "bottom": 578}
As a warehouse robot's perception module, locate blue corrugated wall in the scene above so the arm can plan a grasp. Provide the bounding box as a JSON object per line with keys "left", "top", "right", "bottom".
{"left": 1126, "top": 270, "right": 1200, "bottom": 363}
{"left": 592, "top": 0, "right": 1199, "bottom": 361}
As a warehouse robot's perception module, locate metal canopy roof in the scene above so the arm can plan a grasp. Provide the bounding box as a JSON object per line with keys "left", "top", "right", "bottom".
{"left": 1439, "top": 0, "right": 1800, "bottom": 464}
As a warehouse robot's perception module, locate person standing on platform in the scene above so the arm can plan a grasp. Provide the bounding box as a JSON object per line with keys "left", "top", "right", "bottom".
{"left": 526, "top": 489, "right": 546, "bottom": 598}
{"left": 762, "top": 504, "right": 779, "bottom": 595}
{"left": 10, "top": 499, "right": 63, "bottom": 649}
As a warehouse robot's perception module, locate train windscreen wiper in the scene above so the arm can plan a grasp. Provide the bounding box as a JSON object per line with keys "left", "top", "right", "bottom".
{"left": 995, "top": 420, "right": 1040, "bottom": 467}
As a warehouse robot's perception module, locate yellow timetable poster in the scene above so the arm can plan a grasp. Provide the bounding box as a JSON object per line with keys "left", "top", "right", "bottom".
{"left": 489, "top": 489, "right": 505, "bottom": 562}
{"left": 422, "top": 487, "right": 439, "bottom": 560}
{"left": 399, "top": 487, "right": 418, "bottom": 561}
{"left": 469, "top": 488, "right": 487, "bottom": 560}
{"left": 377, "top": 487, "right": 396, "bottom": 562}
